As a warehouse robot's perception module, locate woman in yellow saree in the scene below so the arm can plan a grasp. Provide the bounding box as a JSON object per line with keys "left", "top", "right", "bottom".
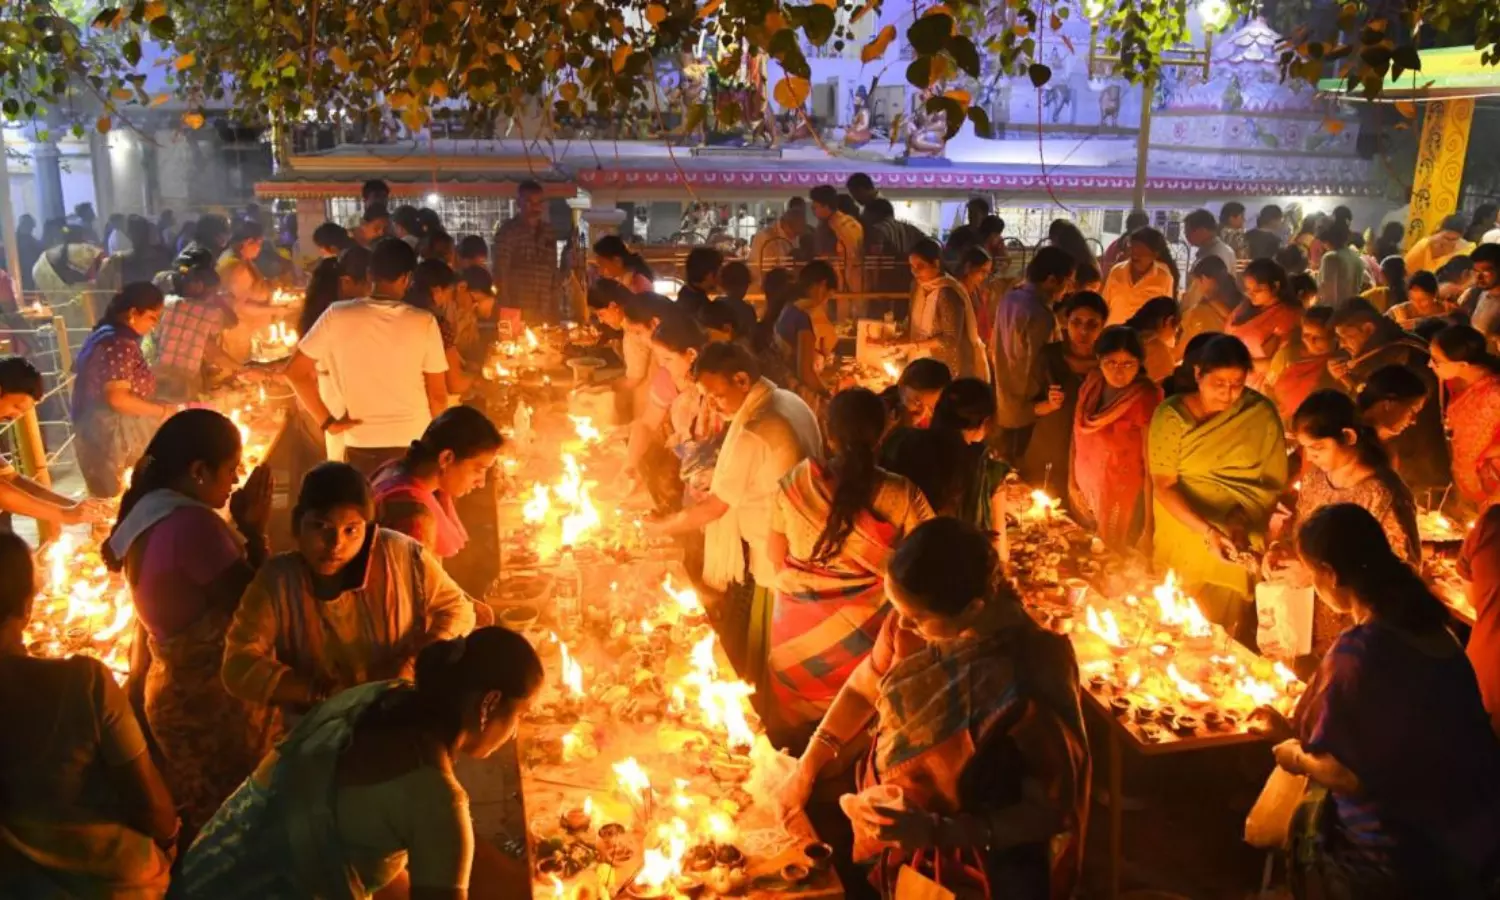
{"left": 1150, "top": 334, "right": 1288, "bottom": 632}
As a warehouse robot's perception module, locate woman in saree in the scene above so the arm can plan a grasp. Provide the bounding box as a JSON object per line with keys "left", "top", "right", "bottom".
{"left": 1263, "top": 390, "right": 1420, "bottom": 664}
{"left": 1179, "top": 255, "right": 1240, "bottom": 353}
{"left": 1018, "top": 291, "right": 1105, "bottom": 496}
{"left": 1071, "top": 326, "right": 1162, "bottom": 553}
{"left": 777, "top": 517, "right": 1090, "bottom": 900}
{"left": 0, "top": 533, "right": 179, "bottom": 898}
{"left": 766, "top": 388, "right": 933, "bottom": 741}
{"left": 102, "top": 410, "right": 277, "bottom": 848}
{"left": 222, "top": 461, "right": 476, "bottom": 735}
{"left": 1149, "top": 334, "right": 1288, "bottom": 631}
{"left": 175, "top": 627, "right": 544, "bottom": 899}
{"left": 1431, "top": 324, "right": 1500, "bottom": 511}
{"left": 1267, "top": 504, "right": 1500, "bottom": 898}
{"left": 1264, "top": 306, "right": 1342, "bottom": 427}
{"left": 71, "top": 283, "right": 173, "bottom": 497}
{"left": 1123, "top": 295, "right": 1181, "bottom": 385}
{"left": 1228, "top": 258, "right": 1302, "bottom": 389}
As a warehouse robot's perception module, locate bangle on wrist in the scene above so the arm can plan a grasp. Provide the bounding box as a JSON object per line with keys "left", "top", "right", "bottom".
{"left": 810, "top": 727, "right": 844, "bottom": 758}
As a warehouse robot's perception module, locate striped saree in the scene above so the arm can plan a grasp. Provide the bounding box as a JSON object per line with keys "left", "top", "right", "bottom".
{"left": 768, "top": 463, "right": 930, "bottom": 727}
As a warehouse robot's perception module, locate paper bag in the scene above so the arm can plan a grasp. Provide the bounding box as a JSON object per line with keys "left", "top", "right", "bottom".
{"left": 1244, "top": 767, "right": 1309, "bottom": 849}
{"left": 895, "top": 865, "right": 956, "bottom": 900}
{"left": 1256, "top": 582, "right": 1315, "bottom": 659}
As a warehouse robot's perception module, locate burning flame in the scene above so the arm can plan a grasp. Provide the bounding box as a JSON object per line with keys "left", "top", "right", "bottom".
{"left": 1165, "top": 663, "right": 1213, "bottom": 705}
{"left": 1153, "top": 571, "right": 1214, "bottom": 639}
{"left": 680, "top": 635, "right": 757, "bottom": 751}
{"left": 558, "top": 641, "right": 584, "bottom": 697}
{"left": 524, "top": 327, "right": 540, "bottom": 351}
{"left": 1085, "top": 605, "right": 1125, "bottom": 647}
{"left": 569, "top": 415, "right": 601, "bottom": 445}
{"left": 1235, "top": 675, "right": 1279, "bottom": 707}
{"left": 1026, "top": 490, "right": 1060, "bottom": 519}
{"left": 662, "top": 574, "right": 703, "bottom": 617}
{"left": 550, "top": 875, "right": 564, "bottom": 900}
{"left": 522, "top": 483, "right": 550, "bottom": 524}
{"left": 881, "top": 359, "right": 900, "bottom": 380}
{"left": 614, "top": 757, "right": 652, "bottom": 796}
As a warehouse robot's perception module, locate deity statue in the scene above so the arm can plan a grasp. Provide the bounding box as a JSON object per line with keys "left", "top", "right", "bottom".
{"left": 905, "top": 88, "right": 949, "bottom": 158}
{"left": 673, "top": 52, "right": 711, "bottom": 145}
{"left": 844, "top": 85, "right": 873, "bottom": 148}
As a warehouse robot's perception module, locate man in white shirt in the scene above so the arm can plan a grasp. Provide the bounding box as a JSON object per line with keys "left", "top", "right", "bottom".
{"left": 749, "top": 207, "right": 809, "bottom": 283}
{"left": 285, "top": 237, "right": 449, "bottom": 478}
{"left": 1182, "top": 208, "right": 1238, "bottom": 310}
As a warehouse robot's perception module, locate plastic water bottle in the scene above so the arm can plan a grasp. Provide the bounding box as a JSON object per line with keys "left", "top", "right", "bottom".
{"left": 555, "top": 546, "right": 581, "bottom": 632}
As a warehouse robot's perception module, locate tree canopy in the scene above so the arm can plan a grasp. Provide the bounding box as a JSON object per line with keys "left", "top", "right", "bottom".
{"left": 1, "top": 0, "right": 1496, "bottom": 139}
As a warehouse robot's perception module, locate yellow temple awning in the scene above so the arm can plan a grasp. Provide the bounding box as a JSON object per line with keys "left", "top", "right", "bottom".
{"left": 1318, "top": 45, "right": 1500, "bottom": 102}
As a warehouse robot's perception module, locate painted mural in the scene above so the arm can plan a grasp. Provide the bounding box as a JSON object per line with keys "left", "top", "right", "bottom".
{"left": 1146, "top": 18, "right": 1374, "bottom": 184}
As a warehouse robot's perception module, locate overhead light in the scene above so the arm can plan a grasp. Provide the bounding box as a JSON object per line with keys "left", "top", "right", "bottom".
{"left": 425, "top": 192, "right": 441, "bottom": 206}
{"left": 1197, "top": 0, "right": 1232, "bottom": 33}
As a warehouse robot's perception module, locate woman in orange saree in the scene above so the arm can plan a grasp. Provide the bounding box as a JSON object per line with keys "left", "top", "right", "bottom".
{"left": 1431, "top": 325, "right": 1500, "bottom": 511}
{"left": 1229, "top": 258, "right": 1303, "bottom": 389}
{"left": 1071, "top": 326, "right": 1163, "bottom": 553}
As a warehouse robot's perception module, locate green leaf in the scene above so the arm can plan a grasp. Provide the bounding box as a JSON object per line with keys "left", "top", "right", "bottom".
{"left": 906, "top": 55, "right": 933, "bottom": 89}
{"left": 947, "top": 34, "right": 979, "bottom": 78}
{"left": 802, "top": 5, "right": 836, "bottom": 45}
{"left": 781, "top": 45, "right": 811, "bottom": 79}
{"left": 924, "top": 94, "right": 963, "bottom": 139}
{"left": 907, "top": 14, "right": 951, "bottom": 56}
{"left": 1391, "top": 44, "right": 1421, "bottom": 80}
{"left": 123, "top": 39, "right": 141, "bottom": 66}
{"left": 91, "top": 8, "right": 123, "bottom": 29}
{"left": 148, "top": 15, "right": 175, "bottom": 40}
{"left": 1028, "top": 62, "right": 1051, "bottom": 87}
{"left": 968, "top": 105, "right": 993, "bottom": 138}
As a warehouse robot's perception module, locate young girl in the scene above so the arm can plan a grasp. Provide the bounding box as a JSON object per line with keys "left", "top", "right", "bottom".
{"left": 1265, "top": 390, "right": 1420, "bottom": 661}
{"left": 372, "top": 405, "right": 503, "bottom": 560}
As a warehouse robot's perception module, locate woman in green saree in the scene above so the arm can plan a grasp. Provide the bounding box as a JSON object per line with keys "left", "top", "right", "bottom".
{"left": 1149, "top": 334, "right": 1288, "bottom": 632}
{"left": 172, "top": 627, "right": 543, "bottom": 899}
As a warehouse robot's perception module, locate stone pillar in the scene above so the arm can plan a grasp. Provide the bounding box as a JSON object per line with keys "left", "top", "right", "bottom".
{"left": 88, "top": 130, "right": 117, "bottom": 221}
{"left": 580, "top": 204, "right": 627, "bottom": 240}
{"left": 32, "top": 141, "right": 65, "bottom": 222}
{"left": 1407, "top": 98, "right": 1475, "bottom": 249}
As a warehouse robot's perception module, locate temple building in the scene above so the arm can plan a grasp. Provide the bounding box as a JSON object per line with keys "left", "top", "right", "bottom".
{"left": 255, "top": 13, "right": 1394, "bottom": 253}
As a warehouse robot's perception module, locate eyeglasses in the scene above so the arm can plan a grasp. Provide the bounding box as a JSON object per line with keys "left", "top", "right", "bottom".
{"left": 1099, "top": 359, "right": 1139, "bottom": 371}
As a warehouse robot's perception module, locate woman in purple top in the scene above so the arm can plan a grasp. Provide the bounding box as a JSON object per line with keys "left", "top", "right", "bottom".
{"left": 103, "top": 409, "right": 276, "bottom": 848}
{"left": 71, "top": 283, "right": 173, "bottom": 497}
{"left": 1276, "top": 502, "right": 1500, "bottom": 897}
